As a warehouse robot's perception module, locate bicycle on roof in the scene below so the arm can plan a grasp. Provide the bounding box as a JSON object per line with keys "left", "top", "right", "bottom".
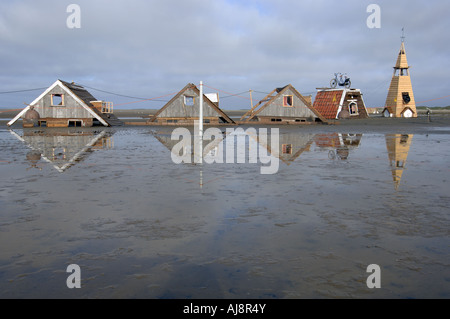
{"left": 330, "top": 73, "right": 351, "bottom": 89}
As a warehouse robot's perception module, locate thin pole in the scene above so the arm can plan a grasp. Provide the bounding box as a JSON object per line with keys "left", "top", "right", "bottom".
{"left": 249, "top": 89, "right": 253, "bottom": 109}
{"left": 199, "top": 81, "right": 203, "bottom": 138}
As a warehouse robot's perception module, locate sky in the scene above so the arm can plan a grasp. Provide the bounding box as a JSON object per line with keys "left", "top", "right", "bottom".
{"left": 0, "top": 0, "right": 449, "bottom": 110}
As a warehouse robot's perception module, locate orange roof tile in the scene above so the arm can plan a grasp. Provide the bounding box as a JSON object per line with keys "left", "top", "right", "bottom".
{"left": 313, "top": 90, "right": 343, "bottom": 119}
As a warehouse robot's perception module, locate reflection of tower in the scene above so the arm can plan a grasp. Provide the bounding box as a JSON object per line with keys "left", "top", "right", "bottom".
{"left": 383, "top": 33, "right": 417, "bottom": 118}
{"left": 385, "top": 134, "right": 413, "bottom": 190}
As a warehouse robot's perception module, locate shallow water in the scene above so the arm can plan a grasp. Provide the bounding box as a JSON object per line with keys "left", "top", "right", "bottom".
{"left": 0, "top": 125, "right": 449, "bottom": 298}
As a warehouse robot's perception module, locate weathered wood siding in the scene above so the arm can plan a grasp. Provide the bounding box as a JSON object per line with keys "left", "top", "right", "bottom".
{"left": 158, "top": 87, "right": 222, "bottom": 118}
{"left": 257, "top": 87, "right": 317, "bottom": 118}
{"left": 33, "top": 86, "right": 94, "bottom": 119}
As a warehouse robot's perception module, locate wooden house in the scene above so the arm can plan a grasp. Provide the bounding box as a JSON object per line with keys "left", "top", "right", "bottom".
{"left": 239, "top": 84, "right": 327, "bottom": 124}
{"left": 7, "top": 80, "right": 123, "bottom": 128}
{"left": 147, "top": 83, "right": 235, "bottom": 125}
{"left": 382, "top": 40, "right": 417, "bottom": 118}
{"left": 313, "top": 88, "right": 369, "bottom": 120}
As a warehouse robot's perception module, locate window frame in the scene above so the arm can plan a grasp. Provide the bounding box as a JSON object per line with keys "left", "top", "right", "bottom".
{"left": 51, "top": 94, "right": 65, "bottom": 106}
{"left": 283, "top": 95, "right": 293, "bottom": 107}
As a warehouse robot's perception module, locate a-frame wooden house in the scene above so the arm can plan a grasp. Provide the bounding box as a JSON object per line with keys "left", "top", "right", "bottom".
{"left": 7, "top": 80, "right": 123, "bottom": 128}
{"left": 239, "top": 84, "right": 327, "bottom": 124}
{"left": 147, "top": 83, "right": 235, "bottom": 125}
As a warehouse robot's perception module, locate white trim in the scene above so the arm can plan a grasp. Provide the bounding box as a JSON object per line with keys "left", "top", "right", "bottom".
{"left": 58, "top": 81, "right": 109, "bottom": 126}
{"left": 10, "top": 129, "right": 107, "bottom": 172}
{"left": 7, "top": 80, "right": 109, "bottom": 127}
{"left": 336, "top": 90, "right": 346, "bottom": 119}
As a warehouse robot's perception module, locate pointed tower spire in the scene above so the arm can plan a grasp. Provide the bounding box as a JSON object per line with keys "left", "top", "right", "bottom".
{"left": 383, "top": 29, "right": 417, "bottom": 118}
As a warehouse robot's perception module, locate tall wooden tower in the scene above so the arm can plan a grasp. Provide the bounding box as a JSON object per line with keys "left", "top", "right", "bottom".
{"left": 383, "top": 34, "right": 417, "bottom": 118}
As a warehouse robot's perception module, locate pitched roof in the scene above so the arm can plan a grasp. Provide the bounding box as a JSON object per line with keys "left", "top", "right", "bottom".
{"left": 59, "top": 80, "right": 98, "bottom": 107}
{"left": 312, "top": 89, "right": 344, "bottom": 119}
{"left": 395, "top": 41, "right": 409, "bottom": 69}
{"left": 244, "top": 84, "right": 327, "bottom": 122}
{"left": 7, "top": 80, "right": 109, "bottom": 126}
{"left": 149, "top": 83, "right": 235, "bottom": 124}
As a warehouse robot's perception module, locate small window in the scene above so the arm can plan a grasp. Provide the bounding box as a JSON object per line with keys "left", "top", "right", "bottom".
{"left": 184, "top": 96, "right": 195, "bottom": 106}
{"left": 204, "top": 119, "right": 210, "bottom": 124}
{"left": 402, "top": 92, "right": 411, "bottom": 104}
{"left": 51, "top": 94, "right": 64, "bottom": 106}
{"left": 349, "top": 102, "right": 358, "bottom": 115}
{"left": 39, "top": 120, "right": 47, "bottom": 127}
{"left": 68, "top": 120, "right": 82, "bottom": 127}
{"left": 282, "top": 144, "right": 292, "bottom": 154}
{"left": 283, "top": 95, "right": 293, "bottom": 107}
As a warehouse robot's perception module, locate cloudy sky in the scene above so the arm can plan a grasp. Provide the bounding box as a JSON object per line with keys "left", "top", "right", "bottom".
{"left": 0, "top": 0, "right": 449, "bottom": 110}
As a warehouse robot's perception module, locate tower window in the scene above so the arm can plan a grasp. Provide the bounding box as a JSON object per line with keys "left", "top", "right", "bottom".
{"left": 402, "top": 92, "right": 411, "bottom": 104}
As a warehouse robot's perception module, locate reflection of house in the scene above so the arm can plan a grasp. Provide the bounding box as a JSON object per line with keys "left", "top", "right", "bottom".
{"left": 152, "top": 128, "right": 227, "bottom": 163}
{"left": 314, "top": 133, "right": 362, "bottom": 160}
{"left": 10, "top": 129, "right": 114, "bottom": 172}
{"left": 254, "top": 132, "right": 316, "bottom": 165}
{"left": 313, "top": 88, "right": 369, "bottom": 120}
{"left": 7, "top": 80, "right": 123, "bottom": 128}
{"left": 382, "top": 40, "right": 417, "bottom": 118}
{"left": 385, "top": 134, "right": 413, "bottom": 190}
{"left": 240, "top": 84, "right": 326, "bottom": 124}
{"left": 148, "top": 83, "right": 235, "bottom": 125}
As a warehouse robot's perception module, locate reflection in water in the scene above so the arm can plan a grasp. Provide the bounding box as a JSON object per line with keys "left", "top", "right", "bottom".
{"left": 314, "top": 133, "right": 363, "bottom": 160}
{"left": 10, "top": 128, "right": 114, "bottom": 172}
{"left": 0, "top": 127, "right": 447, "bottom": 299}
{"left": 385, "top": 134, "right": 413, "bottom": 190}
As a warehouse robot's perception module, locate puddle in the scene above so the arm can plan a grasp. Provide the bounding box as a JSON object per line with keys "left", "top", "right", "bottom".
{"left": 0, "top": 127, "right": 449, "bottom": 298}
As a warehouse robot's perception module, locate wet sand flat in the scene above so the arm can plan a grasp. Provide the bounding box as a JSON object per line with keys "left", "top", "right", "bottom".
{"left": 0, "top": 116, "right": 449, "bottom": 299}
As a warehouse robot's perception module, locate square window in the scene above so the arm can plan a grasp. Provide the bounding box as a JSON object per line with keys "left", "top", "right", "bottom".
{"left": 51, "top": 94, "right": 64, "bottom": 106}
{"left": 184, "top": 96, "right": 195, "bottom": 106}
{"left": 283, "top": 95, "right": 293, "bottom": 107}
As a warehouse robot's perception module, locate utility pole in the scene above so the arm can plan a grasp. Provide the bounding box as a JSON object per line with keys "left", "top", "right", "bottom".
{"left": 199, "top": 81, "right": 203, "bottom": 138}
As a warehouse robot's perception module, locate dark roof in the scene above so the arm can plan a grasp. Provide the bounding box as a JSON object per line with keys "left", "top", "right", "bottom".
{"left": 59, "top": 80, "right": 97, "bottom": 107}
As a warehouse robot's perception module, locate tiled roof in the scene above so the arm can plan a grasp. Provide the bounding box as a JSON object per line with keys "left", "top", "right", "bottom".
{"left": 312, "top": 90, "right": 343, "bottom": 119}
